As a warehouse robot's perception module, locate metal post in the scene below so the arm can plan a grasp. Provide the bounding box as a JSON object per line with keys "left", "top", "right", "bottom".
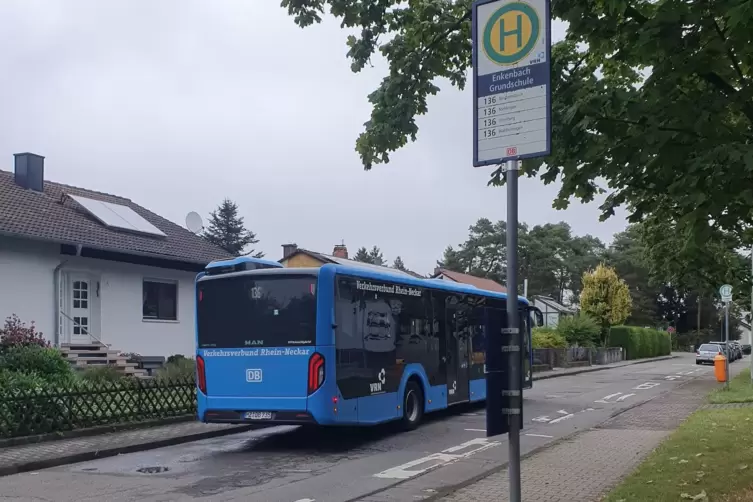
{"left": 505, "top": 160, "right": 522, "bottom": 502}
{"left": 725, "top": 302, "right": 730, "bottom": 389}
{"left": 750, "top": 247, "right": 752, "bottom": 383}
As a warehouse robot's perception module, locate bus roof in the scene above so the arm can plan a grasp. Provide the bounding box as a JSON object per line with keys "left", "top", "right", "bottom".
{"left": 197, "top": 262, "right": 529, "bottom": 304}
{"left": 327, "top": 263, "right": 529, "bottom": 304}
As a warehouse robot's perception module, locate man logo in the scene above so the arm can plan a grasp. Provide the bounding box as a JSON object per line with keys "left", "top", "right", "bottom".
{"left": 370, "top": 368, "right": 387, "bottom": 393}
{"left": 246, "top": 369, "right": 263, "bottom": 383}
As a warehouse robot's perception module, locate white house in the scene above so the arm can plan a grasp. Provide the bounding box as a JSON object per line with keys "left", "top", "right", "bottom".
{"left": 0, "top": 153, "right": 231, "bottom": 361}
{"left": 739, "top": 320, "right": 752, "bottom": 345}
{"left": 532, "top": 295, "right": 575, "bottom": 328}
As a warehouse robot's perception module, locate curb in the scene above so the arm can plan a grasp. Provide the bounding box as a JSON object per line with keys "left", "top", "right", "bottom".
{"left": 0, "top": 424, "right": 257, "bottom": 478}
{"left": 532, "top": 355, "right": 677, "bottom": 381}
{"left": 0, "top": 415, "right": 195, "bottom": 449}
{"left": 417, "top": 365, "right": 706, "bottom": 502}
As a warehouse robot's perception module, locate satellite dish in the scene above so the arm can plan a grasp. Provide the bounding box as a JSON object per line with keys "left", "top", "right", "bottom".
{"left": 185, "top": 211, "right": 204, "bottom": 234}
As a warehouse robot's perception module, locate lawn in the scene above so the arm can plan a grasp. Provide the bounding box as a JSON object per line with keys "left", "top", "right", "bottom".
{"left": 709, "top": 370, "right": 753, "bottom": 405}
{"left": 603, "top": 408, "right": 753, "bottom": 501}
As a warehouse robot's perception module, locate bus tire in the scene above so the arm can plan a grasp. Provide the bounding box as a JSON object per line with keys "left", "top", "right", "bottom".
{"left": 401, "top": 380, "right": 424, "bottom": 430}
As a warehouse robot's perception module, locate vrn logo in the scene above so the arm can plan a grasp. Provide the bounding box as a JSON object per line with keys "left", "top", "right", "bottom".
{"left": 370, "top": 368, "right": 386, "bottom": 394}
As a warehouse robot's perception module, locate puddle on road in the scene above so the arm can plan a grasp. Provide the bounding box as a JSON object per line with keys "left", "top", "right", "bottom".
{"left": 137, "top": 466, "right": 170, "bottom": 474}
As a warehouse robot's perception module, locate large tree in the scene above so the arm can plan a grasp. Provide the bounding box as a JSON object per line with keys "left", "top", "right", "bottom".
{"left": 353, "top": 245, "right": 386, "bottom": 265}
{"left": 580, "top": 264, "right": 633, "bottom": 345}
{"left": 283, "top": 0, "right": 753, "bottom": 254}
{"left": 203, "top": 199, "right": 263, "bottom": 257}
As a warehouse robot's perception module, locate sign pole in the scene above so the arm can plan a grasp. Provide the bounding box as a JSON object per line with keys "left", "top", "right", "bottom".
{"left": 505, "top": 159, "right": 522, "bottom": 501}
{"left": 725, "top": 301, "right": 730, "bottom": 389}
{"left": 472, "top": 1, "right": 550, "bottom": 499}
{"left": 750, "top": 247, "right": 752, "bottom": 384}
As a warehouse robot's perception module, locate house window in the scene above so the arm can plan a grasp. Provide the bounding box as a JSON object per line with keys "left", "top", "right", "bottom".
{"left": 143, "top": 280, "right": 178, "bottom": 321}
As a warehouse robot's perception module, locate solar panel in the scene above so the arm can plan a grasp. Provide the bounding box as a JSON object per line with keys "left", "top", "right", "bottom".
{"left": 68, "top": 194, "right": 167, "bottom": 237}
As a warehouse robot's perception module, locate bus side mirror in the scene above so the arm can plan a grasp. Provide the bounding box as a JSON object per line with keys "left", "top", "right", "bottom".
{"left": 529, "top": 306, "right": 544, "bottom": 327}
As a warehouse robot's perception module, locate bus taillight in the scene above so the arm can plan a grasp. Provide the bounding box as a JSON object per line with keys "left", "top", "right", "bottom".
{"left": 307, "top": 352, "right": 325, "bottom": 394}
{"left": 196, "top": 355, "right": 207, "bottom": 394}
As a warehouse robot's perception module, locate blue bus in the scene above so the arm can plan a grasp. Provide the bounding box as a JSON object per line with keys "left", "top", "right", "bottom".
{"left": 195, "top": 257, "right": 540, "bottom": 429}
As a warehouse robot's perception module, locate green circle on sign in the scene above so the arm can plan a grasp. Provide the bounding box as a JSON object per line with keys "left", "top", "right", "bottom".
{"left": 482, "top": 2, "right": 541, "bottom": 66}
{"left": 720, "top": 284, "right": 733, "bottom": 296}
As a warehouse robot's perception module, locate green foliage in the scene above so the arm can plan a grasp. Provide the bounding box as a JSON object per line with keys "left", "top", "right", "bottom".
{"left": 79, "top": 365, "right": 124, "bottom": 383}
{"left": 532, "top": 327, "right": 567, "bottom": 349}
{"left": 392, "top": 256, "right": 407, "bottom": 271}
{"left": 438, "top": 218, "right": 604, "bottom": 301}
{"left": 610, "top": 326, "right": 671, "bottom": 360}
{"left": 353, "top": 245, "right": 385, "bottom": 265}
{"left": 167, "top": 354, "right": 186, "bottom": 364}
{"left": 283, "top": 0, "right": 753, "bottom": 262}
{"left": 156, "top": 357, "right": 196, "bottom": 382}
{"left": 202, "top": 198, "right": 262, "bottom": 257}
{"left": 0, "top": 345, "right": 74, "bottom": 385}
{"left": 580, "top": 264, "right": 633, "bottom": 345}
{"left": 555, "top": 314, "right": 600, "bottom": 347}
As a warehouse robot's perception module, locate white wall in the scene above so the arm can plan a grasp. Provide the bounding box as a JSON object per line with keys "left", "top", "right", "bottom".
{"left": 0, "top": 236, "right": 59, "bottom": 339}
{"left": 0, "top": 236, "right": 198, "bottom": 357}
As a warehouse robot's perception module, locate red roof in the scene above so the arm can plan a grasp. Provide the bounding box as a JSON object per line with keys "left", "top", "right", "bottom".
{"left": 433, "top": 268, "right": 507, "bottom": 293}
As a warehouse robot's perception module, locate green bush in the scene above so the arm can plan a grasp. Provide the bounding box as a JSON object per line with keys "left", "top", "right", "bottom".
{"left": 79, "top": 365, "right": 124, "bottom": 383}
{"left": 167, "top": 354, "right": 186, "bottom": 364}
{"left": 0, "top": 345, "right": 74, "bottom": 385}
{"left": 532, "top": 327, "right": 567, "bottom": 349}
{"left": 555, "top": 314, "right": 600, "bottom": 347}
{"left": 609, "top": 326, "right": 671, "bottom": 359}
{"left": 156, "top": 357, "right": 196, "bottom": 382}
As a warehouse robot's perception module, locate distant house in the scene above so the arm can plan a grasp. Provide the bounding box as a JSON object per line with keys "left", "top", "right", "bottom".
{"left": 0, "top": 153, "right": 231, "bottom": 362}
{"left": 532, "top": 295, "right": 575, "bottom": 328}
{"left": 739, "top": 320, "right": 751, "bottom": 345}
{"left": 279, "top": 243, "right": 424, "bottom": 278}
{"left": 430, "top": 267, "right": 507, "bottom": 293}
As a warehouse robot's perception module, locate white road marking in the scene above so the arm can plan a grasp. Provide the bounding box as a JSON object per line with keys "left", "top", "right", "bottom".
{"left": 556, "top": 410, "right": 569, "bottom": 415}
{"left": 532, "top": 415, "right": 551, "bottom": 422}
{"left": 465, "top": 428, "right": 487, "bottom": 432}
{"left": 665, "top": 375, "right": 680, "bottom": 380}
{"left": 616, "top": 393, "right": 635, "bottom": 402}
{"left": 633, "top": 382, "right": 660, "bottom": 390}
{"left": 595, "top": 392, "right": 623, "bottom": 403}
{"left": 525, "top": 433, "right": 554, "bottom": 438}
{"left": 294, "top": 499, "right": 316, "bottom": 502}
{"left": 548, "top": 413, "right": 574, "bottom": 424}
{"left": 374, "top": 438, "right": 500, "bottom": 480}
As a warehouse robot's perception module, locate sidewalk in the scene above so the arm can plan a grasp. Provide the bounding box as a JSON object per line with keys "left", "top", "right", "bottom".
{"left": 0, "top": 354, "right": 676, "bottom": 478}
{"left": 532, "top": 353, "right": 676, "bottom": 381}
{"left": 436, "top": 358, "right": 747, "bottom": 502}
{"left": 0, "top": 421, "right": 255, "bottom": 477}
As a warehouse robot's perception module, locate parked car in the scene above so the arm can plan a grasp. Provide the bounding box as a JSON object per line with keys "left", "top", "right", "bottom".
{"left": 696, "top": 343, "right": 724, "bottom": 365}
{"left": 742, "top": 344, "right": 752, "bottom": 355}
{"left": 710, "top": 341, "right": 738, "bottom": 361}
{"left": 730, "top": 341, "right": 744, "bottom": 360}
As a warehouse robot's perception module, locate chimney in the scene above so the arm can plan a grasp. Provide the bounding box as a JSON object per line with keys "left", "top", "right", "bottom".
{"left": 282, "top": 243, "right": 298, "bottom": 259}
{"left": 332, "top": 243, "right": 348, "bottom": 259}
{"left": 14, "top": 153, "right": 45, "bottom": 192}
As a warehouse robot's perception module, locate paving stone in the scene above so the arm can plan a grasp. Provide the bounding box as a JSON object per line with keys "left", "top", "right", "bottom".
{"left": 0, "top": 422, "right": 249, "bottom": 473}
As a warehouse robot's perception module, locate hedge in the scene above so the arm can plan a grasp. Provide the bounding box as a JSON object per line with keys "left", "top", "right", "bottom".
{"left": 609, "top": 326, "right": 671, "bottom": 360}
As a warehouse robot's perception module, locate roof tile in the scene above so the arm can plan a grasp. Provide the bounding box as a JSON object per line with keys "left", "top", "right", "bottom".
{"left": 0, "top": 169, "right": 232, "bottom": 264}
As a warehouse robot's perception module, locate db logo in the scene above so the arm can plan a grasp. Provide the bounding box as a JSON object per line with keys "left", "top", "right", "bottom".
{"left": 246, "top": 369, "right": 263, "bottom": 382}
{"left": 506, "top": 147, "right": 518, "bottom": 156}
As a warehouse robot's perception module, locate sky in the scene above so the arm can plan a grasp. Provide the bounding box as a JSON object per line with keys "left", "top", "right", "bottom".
{"left": 0, "top": 0, "right": 627, "bottom": 275}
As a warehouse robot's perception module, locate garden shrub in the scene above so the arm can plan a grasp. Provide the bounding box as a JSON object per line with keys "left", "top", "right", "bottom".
{"left": 532, "top": 327, "right": 567, "bottom": 349}
{"left": 156, "top": 357, "right": 196, "bottom": 381}
{"left": 80, "top": 365, "right": 124, "bottom": 383}
{"left": 609, "top": 326, "right": 671, "bottom": 359}
{"left": 0, "top": 345, "right": 74, "bottom": 384}
{"left": 0, "top": 315, "right": 49, "bottom": 350}
{"left": 555, "top": 314, "right": 600, "bottom": 347}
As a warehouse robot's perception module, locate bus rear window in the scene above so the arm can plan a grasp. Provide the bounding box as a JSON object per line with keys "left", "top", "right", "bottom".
{"left": 197, "top": 275, "right": 317, "bottom": 348}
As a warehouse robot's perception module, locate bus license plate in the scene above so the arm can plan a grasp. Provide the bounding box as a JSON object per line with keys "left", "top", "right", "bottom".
{"left": 244, "top": 411, "right": 273, "bottom": 420}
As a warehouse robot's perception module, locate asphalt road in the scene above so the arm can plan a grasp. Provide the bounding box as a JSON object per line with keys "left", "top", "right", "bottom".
{"left": 0, "top": 354, "right": 719, "bottom": 502}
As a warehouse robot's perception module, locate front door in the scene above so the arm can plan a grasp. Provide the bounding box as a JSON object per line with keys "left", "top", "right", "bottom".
{"left": 70, "top": 275, "right": 91, "bottom": 344}
{"left": 446, "top": 299, "right": 471, "bottom": 405}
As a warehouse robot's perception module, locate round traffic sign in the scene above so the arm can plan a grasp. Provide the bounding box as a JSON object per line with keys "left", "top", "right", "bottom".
{"left": 482, "top": 2, "right": 541, "bottom": 66}
{"left": 720, "top": 284, "right": 733, "bottom": 298}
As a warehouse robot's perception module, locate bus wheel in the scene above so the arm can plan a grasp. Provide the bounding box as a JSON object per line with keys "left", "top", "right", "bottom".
{"left": 401, "top": 380, "right": 424, "bottom": 430}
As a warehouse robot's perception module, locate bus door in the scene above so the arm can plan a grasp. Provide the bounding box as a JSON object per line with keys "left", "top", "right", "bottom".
{"left": 446, "top": 299, "right": 471, "bottom": 405}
